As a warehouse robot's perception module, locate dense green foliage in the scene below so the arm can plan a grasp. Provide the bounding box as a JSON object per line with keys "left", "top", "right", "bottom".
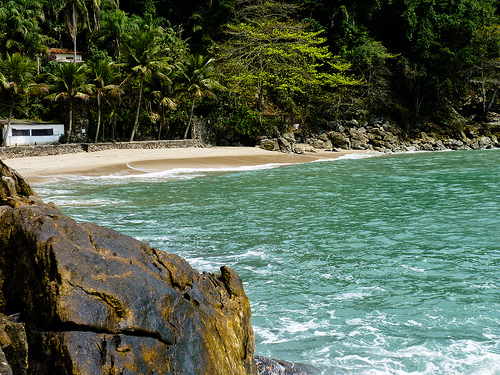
{"left": 0, "top": 53, "right": 48, "bottom": 145}
{"left": 216, "top": 0, "right": 359, "bottom": 126}
{"left": 1, "top": 0, "right": 500, "bottom": 143}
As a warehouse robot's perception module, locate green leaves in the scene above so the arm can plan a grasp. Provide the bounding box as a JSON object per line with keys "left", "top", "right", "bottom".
{"left": 178, "top": 53, "right": 224, "bottom": 138}
{"left": 46, "top": 62, "right": 88, "bottom": 99}
{"left": 119, "top": 27, "right": 175, "bottom": 140}
{"left": 86, "top": 59, "right": 123, "bottom": 142}
{"left": 217, "top": 10, "right": 359, "bottom": 116}
{"left": 45, "top": 61, "right": 89, "bottom": 141}
{"left": 0, "top": 0, "right": 51, "bottom": 55}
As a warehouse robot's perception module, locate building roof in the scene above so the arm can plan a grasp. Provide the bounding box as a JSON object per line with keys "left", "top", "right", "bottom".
{"left": 49, "top": 48, "right": 83, "bottom": 55}
{"left": 0, "top": 119, "right": 63, "bottom": 127}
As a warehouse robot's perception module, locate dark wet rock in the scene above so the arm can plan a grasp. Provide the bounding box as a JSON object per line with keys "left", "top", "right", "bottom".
{"left": 0, "top": 349, "right": 13, "bottom": 375}
{"left": 255, "top": 356, "right": 319, "bottom": 375}
{"left": 0, "top": 313, "right": 28, "bottom": 375}
{"left": 0, "top": 159, "right": 257, "bottom": 375}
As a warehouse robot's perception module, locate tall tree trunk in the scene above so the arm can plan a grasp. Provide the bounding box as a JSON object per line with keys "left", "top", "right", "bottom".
{"left": 67, "top": 99, "right": 73, "bottom": 142}
{"left": 257, "top": 81, "right": 264, "bottom": 112}
{"left": 480, "top": 66, "right": 487, "bottom": 117}
{"left": 484, "top": 86, "right": 498, "bottom": 120}
{"left": 184, "top": 96, "right": 196, "bottom": 139}
{"left": 111, "top": 110, "right": 117, "bottom": 141}
{"left": 129, "top": 74, "right": 144, "bottom": 141}
{"left": 1, "top": 102, "right": 14, "bottom": 147}
{"left": 94, "top": 94, "right": 102, "bottom": 143}
{"left": 257, "top": 56, "right": 264, "bottom": 112}
{"left": 72, "top": 5, "right": 78, "bottom": 63}
{"left": 116, "top": 40, "right": 121, "bottom": 59}
{"left": 158, "top": 105, "right": 164, "bottom": 140}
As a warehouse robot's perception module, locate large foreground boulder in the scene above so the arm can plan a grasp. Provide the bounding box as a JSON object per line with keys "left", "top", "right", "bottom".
{"left": 0, "top": 159, "right": 257, "bottom": 375}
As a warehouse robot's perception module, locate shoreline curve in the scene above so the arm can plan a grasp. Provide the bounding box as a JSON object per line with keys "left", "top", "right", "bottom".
{"left": 3, "top": 146, "right": 370, "bottom": 184}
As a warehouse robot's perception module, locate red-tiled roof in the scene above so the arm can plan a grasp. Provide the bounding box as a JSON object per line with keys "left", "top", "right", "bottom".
{"left": 49, "top": 48, "right": 83, "bottom": 55}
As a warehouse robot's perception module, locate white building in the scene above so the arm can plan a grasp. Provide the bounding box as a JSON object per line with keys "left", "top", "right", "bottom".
{"left": 49, "top": 48, "right": 84, "bottom": 63}
{"left": 0, "top": 121, "right": 65, "bottom": 146}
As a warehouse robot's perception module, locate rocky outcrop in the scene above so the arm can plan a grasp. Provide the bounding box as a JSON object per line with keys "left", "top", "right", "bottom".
{"left": 0, "top": 159, "right": 258, "bottom": 374}
{"left": 259, "top": 118, "right": 500, "bottom": 154}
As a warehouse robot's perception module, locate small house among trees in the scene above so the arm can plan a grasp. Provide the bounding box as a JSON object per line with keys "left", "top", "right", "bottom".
{"left": 49, "top": 49, "right": 84, "bottom": 63}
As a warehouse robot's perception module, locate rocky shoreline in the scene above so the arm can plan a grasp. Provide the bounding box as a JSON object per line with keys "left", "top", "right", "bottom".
{"left": 259, "top": 118, "right": 500, "bottom": 154}
{"left": 0, "top": 160, "right": 315, "bottom": 374}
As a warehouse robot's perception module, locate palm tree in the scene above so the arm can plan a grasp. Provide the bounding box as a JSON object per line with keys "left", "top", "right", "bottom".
{"left": 147, "top": 69, "right": 178, "bottom": 139}
{"left": 96, "top": 9, "right": 131, "bottom": 59}
{"left": 178, "top": 54, "right": 224, "bottom": 139}
{"left": 46, "top": 62, "right": 89, "bottom": 142}
{"left": 86, "top": 0, "right": 108, "bottom": 32}
{"left": 120, "top": 27, "right": 171, "bottom": 141}
{"left": 0, "top": 53, "right": 48, "bottom": 146}
{"left": 86, "top": 59, "right": 123, "bottom": 142}
{"left": 47, "top": 0, "right": 88, "bottom": 63}
{"left": 0, "top": 0, "right": 49, "bottom": 57}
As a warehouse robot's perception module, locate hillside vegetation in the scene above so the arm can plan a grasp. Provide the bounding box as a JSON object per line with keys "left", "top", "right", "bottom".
{"left": 1, "top": 0, "right": 500, "bottom": 144}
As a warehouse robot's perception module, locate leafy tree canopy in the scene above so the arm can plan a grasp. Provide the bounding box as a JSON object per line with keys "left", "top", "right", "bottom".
{"left": 216, "top": 0, "right": 359, "bottom": 119}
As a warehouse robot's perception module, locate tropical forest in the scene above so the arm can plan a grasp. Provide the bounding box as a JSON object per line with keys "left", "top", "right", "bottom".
{"left": 1, "top": 0, "right": 500, "bottom": 145}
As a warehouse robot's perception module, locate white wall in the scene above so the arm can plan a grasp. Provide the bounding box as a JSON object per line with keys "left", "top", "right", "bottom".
{"left": 3, "top": 124, "right": 65, "bottom": 146}
{"left": 54, "top": 54, "right": 84, "bottom": 63}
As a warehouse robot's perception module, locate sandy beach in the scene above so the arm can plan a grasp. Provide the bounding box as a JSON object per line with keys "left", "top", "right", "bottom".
{"left": 3, "top": 146, "right": 368, "bottom": 184}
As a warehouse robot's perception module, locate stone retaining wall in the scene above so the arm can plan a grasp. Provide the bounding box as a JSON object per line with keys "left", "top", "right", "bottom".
{"left": 0, "top": 139, "right": 204, "bottom": 159}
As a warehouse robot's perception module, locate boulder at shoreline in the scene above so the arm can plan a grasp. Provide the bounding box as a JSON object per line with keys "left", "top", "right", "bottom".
{"left": 0, "top": 159, "right": 257, "bottom": 374}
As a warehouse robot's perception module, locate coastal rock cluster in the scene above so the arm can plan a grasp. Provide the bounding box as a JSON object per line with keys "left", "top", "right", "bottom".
{"left": 260, "top": 118, "right": 500, "bottom": 154}
{"left": 0, "top": 159, "right": 316, "bottom": 375}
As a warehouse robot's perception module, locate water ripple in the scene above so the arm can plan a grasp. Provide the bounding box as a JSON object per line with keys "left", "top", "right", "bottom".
{"left": 35, "top": 149, "right": 500, "bottom": 374}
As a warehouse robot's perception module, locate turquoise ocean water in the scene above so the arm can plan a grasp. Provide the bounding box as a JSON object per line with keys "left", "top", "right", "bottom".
{"left": 35, "top": 149, "right": 500, "bottom": 374}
